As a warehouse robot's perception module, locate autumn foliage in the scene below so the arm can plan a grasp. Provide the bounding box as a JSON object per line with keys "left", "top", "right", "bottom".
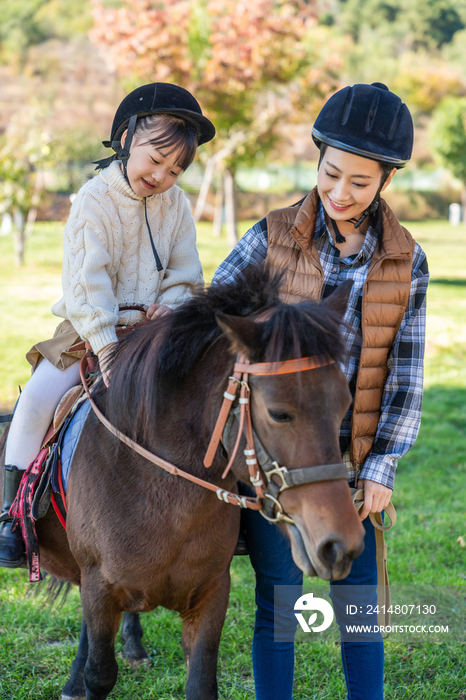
{"left": 90, "top": 0, "right": 341, "bottom": 135}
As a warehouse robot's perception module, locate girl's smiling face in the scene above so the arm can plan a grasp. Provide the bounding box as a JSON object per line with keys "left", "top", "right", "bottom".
{"left": 317, "top": 146, "right": 395, "bottom": 223}
{"left": 120, "top": 127, "right": 185, "bottom": 197}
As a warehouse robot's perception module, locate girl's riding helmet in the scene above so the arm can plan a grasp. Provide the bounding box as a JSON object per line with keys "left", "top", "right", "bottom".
{"left": 312, "top": 83, "right": 413, "bottom": 168}
{"left": 95, "top": 83, "right": 216, "bottom": 171}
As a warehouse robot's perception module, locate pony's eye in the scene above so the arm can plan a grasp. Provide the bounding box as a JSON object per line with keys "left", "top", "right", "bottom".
{"left": 268, "top": 410, "right": 293, "bottom": 423}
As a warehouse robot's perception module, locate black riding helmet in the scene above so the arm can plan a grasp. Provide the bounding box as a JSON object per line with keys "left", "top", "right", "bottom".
{"left": 312, "top": 83, "right": 413, "bottom": 233}
{"left": 94, "top": 83, "right": 216, "bottom": 172}
{"left": 312, "top": 82, "right": 413, "bottom": 167}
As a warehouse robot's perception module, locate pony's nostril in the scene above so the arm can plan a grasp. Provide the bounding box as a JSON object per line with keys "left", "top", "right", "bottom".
{"left": 318, "top": 538, "right": 344, "bottom": 567}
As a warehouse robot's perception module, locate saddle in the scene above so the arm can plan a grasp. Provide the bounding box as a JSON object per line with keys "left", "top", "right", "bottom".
{"left": 32, "top": 386, "right": 86, "bottom": 522}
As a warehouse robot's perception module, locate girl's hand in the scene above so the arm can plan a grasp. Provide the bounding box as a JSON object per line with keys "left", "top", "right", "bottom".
{"left": 146, "top": 304, "right": 174, "bottom": 320}
{"left": 357, "top": 478, "right": 392, "bottom": 522}
{"left": 97, "top": 342, "right": 118, "bottom": 388}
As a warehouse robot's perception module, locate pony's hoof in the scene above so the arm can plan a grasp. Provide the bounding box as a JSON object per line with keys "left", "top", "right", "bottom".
{"left": 122, "top": 654, "right": 150, "bottom": 671}
{"left": 60, "top": 676, "right": 86, "bottom": 700}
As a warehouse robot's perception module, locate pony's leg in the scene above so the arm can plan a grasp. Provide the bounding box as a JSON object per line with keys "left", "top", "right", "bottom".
{"left": 80, "top": 577, "right": 122, "bottom": 700}
{"left": 61, "top": 616, "right": 88, "bottom": 700}
{"left": 121, "top": 612, "right": 149, "bottom": 669}
{"left": 182, "top": 570, "right": 231, "bottom": 700}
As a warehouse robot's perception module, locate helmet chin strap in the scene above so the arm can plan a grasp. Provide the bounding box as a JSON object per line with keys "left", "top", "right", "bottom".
{"left": 330, "top": 179, "right": 386, "bottom": 243}
{"left": 119, "top": 114, "right": 138, "bottom": 181}
{"left": 118, "top": 113, "right": 164, "bottom": 273}
{"left": 346, "top": 197, "right": 381, "bottom": 230}
{"left": 330, "top": 204, "right": 377, "bottom": 244}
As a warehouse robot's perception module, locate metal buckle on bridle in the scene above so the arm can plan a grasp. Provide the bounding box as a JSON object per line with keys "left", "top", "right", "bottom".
{"left": 259, "top": 493, "right": 294, "bottom": 524}
{"left": 258, "top": 462, "right": 294, "bottom": 523}
{"left": 265, "top": 462, "right": 291, "bottom": 493}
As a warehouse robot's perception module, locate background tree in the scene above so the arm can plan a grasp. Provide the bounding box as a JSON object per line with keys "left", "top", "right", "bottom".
{"left": 90, "top": 0, "right": 342, "bottom": 242}
{"left": 0, "top": 106, "right": 52, "bottom": 265}
{"left": 0, "top": 0, "right": 92, "bottom": 67}
{"left": 430, "top": 96, "right": 466, "bottom": 222}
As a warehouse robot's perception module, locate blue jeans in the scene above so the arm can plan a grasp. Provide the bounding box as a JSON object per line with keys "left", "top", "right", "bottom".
{"left": 240, "top": 489, "right": 384, "bottom": 700}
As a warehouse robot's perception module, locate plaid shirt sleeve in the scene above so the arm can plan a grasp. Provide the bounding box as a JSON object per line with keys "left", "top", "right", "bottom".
{"left": 212, "top": 218, "right": 268, "bottom": 286}
{"left": 359, "top": 242, "right": 429, "bottom": 489}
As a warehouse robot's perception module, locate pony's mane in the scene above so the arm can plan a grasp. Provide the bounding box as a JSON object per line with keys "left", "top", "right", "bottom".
{"left": 107, "top": 266, "right": 346, "bottom": 440}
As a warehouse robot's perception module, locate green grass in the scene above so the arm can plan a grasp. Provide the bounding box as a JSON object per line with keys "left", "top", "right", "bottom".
{"left": 1, "top": 220, "right": 466, "bottom": 699}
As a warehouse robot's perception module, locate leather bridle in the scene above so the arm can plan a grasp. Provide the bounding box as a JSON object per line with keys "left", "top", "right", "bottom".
{"left": 79, "top": 341, "right": 348, "bottom": 526}
{"left": 203, "top": 353, "right": 347, "bottom": 524}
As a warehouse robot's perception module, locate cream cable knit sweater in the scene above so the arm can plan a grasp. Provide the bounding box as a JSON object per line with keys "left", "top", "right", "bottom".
{"left": 51, "top": 161, "right": 203, "bottom": 354}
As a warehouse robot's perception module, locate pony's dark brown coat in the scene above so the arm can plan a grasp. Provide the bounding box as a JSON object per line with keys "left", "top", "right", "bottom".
{"left": 1, "top": 267, "right": 365, "bottom": 700}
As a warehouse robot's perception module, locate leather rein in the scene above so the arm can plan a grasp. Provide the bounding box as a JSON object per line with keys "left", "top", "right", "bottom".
{"left": 77, "top": 313, "right": 348, "bottom": 525}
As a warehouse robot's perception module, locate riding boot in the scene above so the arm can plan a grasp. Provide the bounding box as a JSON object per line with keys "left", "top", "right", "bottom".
{"left": 0, "top": 465, "right": 26, "bottom": 568}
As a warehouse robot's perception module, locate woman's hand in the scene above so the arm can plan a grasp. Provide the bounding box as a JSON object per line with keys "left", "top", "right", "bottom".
{"left": 145, "top": 304, "right": 174, "bottom": 320}
{"left": 357, "top": 478, "right": 392, "bottom": 522}
{"left": 97, "top": 342, "right": 118, "bottom": 388}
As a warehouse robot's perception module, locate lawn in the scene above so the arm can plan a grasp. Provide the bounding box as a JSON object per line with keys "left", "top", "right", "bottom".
{"left": 0, "top": 219, "right": 465, "bottom": 699}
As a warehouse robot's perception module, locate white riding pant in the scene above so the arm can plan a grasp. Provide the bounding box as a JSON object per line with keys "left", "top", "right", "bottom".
{"left": 5, "top": 358, "right": 81, "bottom": 470}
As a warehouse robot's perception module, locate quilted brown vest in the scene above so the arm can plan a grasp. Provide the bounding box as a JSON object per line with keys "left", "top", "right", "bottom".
{"left": 265, "top": 187, "right": 415, "bottom": 469}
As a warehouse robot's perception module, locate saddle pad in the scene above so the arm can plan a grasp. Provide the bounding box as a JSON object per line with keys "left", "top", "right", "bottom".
{"left": 60, "top": 399, "right": 91, "bottom": 492}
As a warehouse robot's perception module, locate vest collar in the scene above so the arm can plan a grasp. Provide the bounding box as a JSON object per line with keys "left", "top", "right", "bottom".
{"left": 377, "top": 199, "right": 412, "bottom": 259}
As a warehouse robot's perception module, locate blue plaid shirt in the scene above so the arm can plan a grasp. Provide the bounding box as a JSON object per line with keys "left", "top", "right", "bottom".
{"left": 213, "top": 202, "right": 429, "bottom": 489}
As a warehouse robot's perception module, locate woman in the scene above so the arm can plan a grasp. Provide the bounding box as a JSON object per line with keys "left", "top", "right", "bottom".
{"left": 213, "top": 83, "right": 429, "bottom": 699}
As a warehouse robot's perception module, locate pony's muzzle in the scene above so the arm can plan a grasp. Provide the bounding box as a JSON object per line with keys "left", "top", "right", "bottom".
{"left": 317, "top": 536, "right": 347, "bottom": 568}
{"left": 317, "top": 532, "right": 365, "bottom": 579}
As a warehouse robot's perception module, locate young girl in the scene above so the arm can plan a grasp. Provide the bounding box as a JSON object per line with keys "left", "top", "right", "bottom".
{"left": 0, "top": 83, "right": 215, "bottom": 568}
{"left": 213, "top": 83, "right": 429, "bottom": 699}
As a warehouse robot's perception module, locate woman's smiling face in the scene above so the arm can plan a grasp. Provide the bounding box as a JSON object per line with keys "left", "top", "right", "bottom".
{"left": 317, "top": 146, "right": 395, "bottom": 223}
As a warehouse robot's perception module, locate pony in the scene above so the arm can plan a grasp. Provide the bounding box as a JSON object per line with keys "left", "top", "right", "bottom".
{"left": 0, "top": 266, "right": 365, "bottom": 700}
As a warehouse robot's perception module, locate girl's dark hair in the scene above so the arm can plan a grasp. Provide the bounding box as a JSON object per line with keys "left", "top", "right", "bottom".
{"left": 318, "top": 143, "right": 395, "bottom": 250}
{"left": 120, "top": 114, "right": 199, "bottom": 171}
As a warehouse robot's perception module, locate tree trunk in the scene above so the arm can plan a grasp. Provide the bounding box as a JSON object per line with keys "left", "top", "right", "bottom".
{"left": 212, "top": 176, "right": 224, "bottom": 238}
{"left": 193, "top": 131, "right": 247, "bottom": 223}
{"left": 12, "top": 208, "right": 26, "bottom": 266}
{"left": 13, "top": 229, "right": 26, "bottom": 267}
{"left": 193, "top": 156, "right": 216, "bottom": 223}
{"left": 24, "top": 207, "right": 38, "bottom": 239}
{"left": 25, "top": 169, "right": 44, "bottom": 238}
{"left": 224, "top": 168, "right": 238, "bottom": 248}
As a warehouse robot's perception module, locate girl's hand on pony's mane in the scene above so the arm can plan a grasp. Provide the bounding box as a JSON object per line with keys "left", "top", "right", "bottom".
{"left": 145, "top": 304, "right": 174, "bottom": 321}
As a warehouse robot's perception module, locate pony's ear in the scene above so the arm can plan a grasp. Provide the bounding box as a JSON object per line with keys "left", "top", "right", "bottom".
{"left": 216, "top": 312, "right": 262, "bottom": 357}
{"left": 321, "top": 280, "right": 353, "bottom": 317}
